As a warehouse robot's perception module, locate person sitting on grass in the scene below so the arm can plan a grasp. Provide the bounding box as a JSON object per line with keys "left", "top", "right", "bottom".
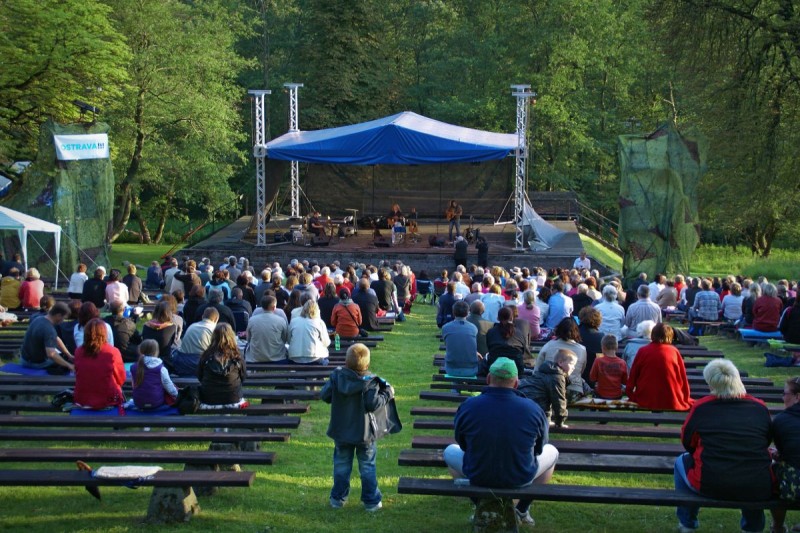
{"left": 130, "top": 339, "right": 179, "bottom": 410}
{"left": 519, "top": 349, "right": 577, "bottom": 428}
{"left": 321, "top": 343, "right": 396, "bottom": 512}
{"left": 589, "top": 335, "right": 628, "bottom": 400}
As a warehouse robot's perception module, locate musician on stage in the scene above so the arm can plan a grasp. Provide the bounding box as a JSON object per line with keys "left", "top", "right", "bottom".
{"left": 445, "top": 200, "right": 463, "bottom": 242}
{"left": 307, "top": 211, "right": 325, "bottom": 237}
{"left": 387, "top": 203, "right": 404, "bottom": 227}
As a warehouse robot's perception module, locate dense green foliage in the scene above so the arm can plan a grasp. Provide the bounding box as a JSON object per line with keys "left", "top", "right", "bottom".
{"left": 1, "top": 1, "right": 800, "bottom": 250}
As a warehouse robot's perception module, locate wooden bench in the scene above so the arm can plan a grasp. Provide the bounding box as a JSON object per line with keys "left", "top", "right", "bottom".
{"left": 0, "top": 428, "right": 290, "bottom": 444}
{"left": 0, "top": 400, "right": 310, "bottom": 415}
{"left": 0, "top": 413, "right": 301, "bottom": 430}
{"left": 692, "top": 321, "right": 724, "bottom": 335}
{"left": 0, "top": 469, "right": 255, "bottom": 523}
{"left": 0, "top": 384, "right": 320, "bottom": 402}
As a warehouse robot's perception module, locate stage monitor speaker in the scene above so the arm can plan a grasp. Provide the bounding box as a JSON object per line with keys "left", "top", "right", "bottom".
{"left": 311, "top": 236, "right": 330, "bottom": 247}
{"left": 374, "top": 236, "right": 392, "bottom": 248}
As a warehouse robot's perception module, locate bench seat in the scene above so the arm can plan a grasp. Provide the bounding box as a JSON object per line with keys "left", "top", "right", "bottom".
{"left": 0, "top": 429, "right": 289, "bottom": 443}
{"left": 0, "top": 447, "right": 275, "bottom": 465}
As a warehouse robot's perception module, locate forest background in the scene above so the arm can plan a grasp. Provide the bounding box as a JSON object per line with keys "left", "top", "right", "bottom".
{"left": 1, "top": 0, "right": 798, "bottom": 256}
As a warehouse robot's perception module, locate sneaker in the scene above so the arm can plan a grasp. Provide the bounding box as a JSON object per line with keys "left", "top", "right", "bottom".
{"left": 364, "top": 501, "right": 382, "bottom": 512}
{"left": 677, "top": 522, "right": 698, "bottom": 533}
{"left": 515, "top": 509, "right": 535, "bottom": 526}
{"left": 329, "top": 497, "right": 345, "bottom": 509}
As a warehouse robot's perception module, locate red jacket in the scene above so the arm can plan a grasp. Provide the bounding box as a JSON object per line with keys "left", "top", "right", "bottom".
{"left": 752, "top": 295, "right": 783, "bottom": 332}
{"left": 627, "top": 342, "right": 693, "bottom": 411}
{"left": 74, "top": 344, "right": 126, "bottom": 409}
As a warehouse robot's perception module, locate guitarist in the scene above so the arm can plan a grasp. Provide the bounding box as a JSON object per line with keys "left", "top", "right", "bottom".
{"left": 445, "top": 200, "right": 463, "bottom": 242}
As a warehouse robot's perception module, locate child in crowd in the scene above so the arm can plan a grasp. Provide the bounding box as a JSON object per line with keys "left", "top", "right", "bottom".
{"left": 130, "top": 339, "right": 179, "bottom": 410}
{"left": 589, "top": 335, "right": 628, "bottom": 400}
{"left": 321, "top": 343, "right": 396, "bottom": 512}
{"left": 519, "top": 349, "right": 577, "bottom": 428}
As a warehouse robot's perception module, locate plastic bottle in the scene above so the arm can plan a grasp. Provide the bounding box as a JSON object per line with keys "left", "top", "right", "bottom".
{"left": 334, "top": 333, "right": 341, "bottom": 351}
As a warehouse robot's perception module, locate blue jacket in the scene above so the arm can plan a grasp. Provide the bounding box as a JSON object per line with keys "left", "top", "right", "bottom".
{"left": 455, "top": 386, "right": 549, "bottom": 488}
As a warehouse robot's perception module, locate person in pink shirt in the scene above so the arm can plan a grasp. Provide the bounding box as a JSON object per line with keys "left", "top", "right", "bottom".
{"left": 104, "top": 269, "right": 129, "bottom": 308}
{"left": 18, "top": 268, "right": 45, "bottom": 309}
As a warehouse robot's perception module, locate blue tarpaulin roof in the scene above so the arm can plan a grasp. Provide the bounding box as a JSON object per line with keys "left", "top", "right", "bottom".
{"left": 265, "top": 111, "right": 518, "bottom": 165}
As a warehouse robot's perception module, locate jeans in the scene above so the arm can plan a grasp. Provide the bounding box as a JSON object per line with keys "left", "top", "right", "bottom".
{"left": 449, "top": 218, "right": 461, "bottom": 240}
{"left": 331, "top": 441, "right": 381, "bottom": 507}
{"left": 443, "top": 443, "right": 559, "bottom": 513}
{"left": 674, "top": 453, "right": 765, "bottom": 531}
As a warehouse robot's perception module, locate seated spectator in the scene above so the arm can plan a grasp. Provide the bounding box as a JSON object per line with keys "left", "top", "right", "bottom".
{"left": 720, "top": 281, "right": 744, "bottom": 323}
{"left": 480, "top": 284, "right": 505, "bottom": 323}
{"left": 520, "top": 349, "right": 576, "bottom": 428}
{"left": 370, "top": 269, "right": 397, "bottom": 313}
{"left": 690, "top": 278, "right": 721, "bottom": 325}
{"left": 544, "top": 280, "right": 573, "bottom": 329}
{"left": 589, "top": 335, "right": 627, "bottom": 400}
{"left": 753, "top": 282, "right": 783, "bottom": 332}
{"left": 225, "top": 286, "right": 252, "bottom": 332}
{"left": 770, "top": 377, "right": 800, "bottom": 532}
{"left": 81, "top": 267, "right": 107, "bottom": 309}
{"left": 141, "top": 301, "right": 178, "bottom": 372}
{"left": 130, "top": 339, "right": 178, "bottom": 410}
{"left": 484, "top": 306, "right": 530, "bottom": 378}
{"left": 353, "top": 278, "right": 380, "bottom": 331}
{"left": 172, "top": 307, "right": 218, "bottom": 377}
{"left": 621, "top": 319, "right": 655, "bottom": 368}
{"left": 67, "top": 263, "right": 88, "bottom": 300}
{"left": 73, "top": 318, "right": 126, "bottom": 410}
{"left": 28, "top": 295, "right": 54, "bottom": 323}
{"left": 20, "top": 302, "right": 73, "bottom": 373}
{"left": 331, "top": 288, "right": 362, "bottom": 338}
{"left": 437, "top": 282, "right": 459, "bottom": 328}
{"left": 535, "top": 317, "right": 588, "bottom": 402}
{"left": 674, "top": 359, "right": 771, "bottom": 532}
{"left": 317, "top": 282, "right": 339, "bottom": 329}
{"left": 577, "top": 306, "right": 604, "bottom": 384}
{"left": 466, "top": 300, "right": 493, "bottom": 357}
{"left": 0, "top": 268, "right": 21, "bottom": 310}
{"left": 624, "top": 285, "right": 661, "bottom": 333}
{"left": 58, "top": 300, "right": 81, "bottom": 357}
{"left": 182, "top": 284, "right": 206, "bottom": 330}
{"left": 104, "top": 269, "right": 129, "bottom": 308}
{"left": 627, "top": 323, "right": 693, "bottom": 411}
{"left": 779, "top": 298, "right": 800, "bottom": 344}
{"left": 145, "top": 260, "right": 163, "bottom": 290}
{"left": 656, "top": 280, "right": 679, "bottom": 310}
{"left": 195, "top": 288, "right": 235, "bottom": 328}
{"left": 205, "top": 270, "right": 232, "bottom": 301}
{"left": 442, "top": 300, "right": 479, "bottom": 377}
{"left": 246, "top": 296, "right": 288, "bottom": 363}
{"left": 596, "top": 284, "right": 625, "bottom": 340}
{"left": 104, "top": 300, "right": 142, "bottom": 362}
{"left": 740, "top": 282, "right": 760, "bottom": 327}
{"left": 19, "top": 268, "right": 45, "bottom": 309}
{"left": 122, "top": 264, "right": 143, "bottom": 304}
{"left": 572, "top": 283, "right": 593, "bottom": 316}
{"left": 74, "top": 302, "right": 114, "bottom": 349}
{"left": 517, "top": 290, "right": 541, "bottom": 340}
{"left": 287, "top": 300, "right": 331, "bottom": 365}
{"left": 198, "top": 323, "right": 246, "bottom": 406}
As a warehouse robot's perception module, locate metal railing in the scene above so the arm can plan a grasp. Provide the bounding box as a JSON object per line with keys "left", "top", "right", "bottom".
{"left": 573, "top": 200, "right": 621, "bottom": 254}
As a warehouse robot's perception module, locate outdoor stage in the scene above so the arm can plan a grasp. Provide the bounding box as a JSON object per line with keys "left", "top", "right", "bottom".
{"left": 187, "top": 214, "right": 591, "bottom": 274}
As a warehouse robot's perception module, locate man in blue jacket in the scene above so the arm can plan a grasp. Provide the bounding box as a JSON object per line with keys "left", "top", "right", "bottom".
{"left": 444, "top": 357, "right": 558, "bottom": 526}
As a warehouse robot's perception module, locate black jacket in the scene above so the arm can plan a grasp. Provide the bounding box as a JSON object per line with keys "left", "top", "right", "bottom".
{"left": 320, "top": 367, "right": 395, "bottom": 445}
{"left": 353, "top": 291, "right": 381, "bottom": 331}
{"left": 198, "top": 355, "right": 246, "bottom": 405}
{"left": 518, "top": 360, "right": 569, "bottom": 426}
{"left": 779, "top": 306, "right": 800, "bottom": 344}
{"left": 774, "top": 402, "right": 800, "bottom": 468}
{"left": 578, "top": 325, "right": 604, "bottom": 384}
{"left": 105, "top": 315, "right": 142, "bottom": 360}
{"left": 82, "top": 278, "right": 107, "bottom": 308}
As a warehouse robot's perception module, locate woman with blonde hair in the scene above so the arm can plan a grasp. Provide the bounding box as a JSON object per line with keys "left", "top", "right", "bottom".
{"left": 198, "top": 323, "right": 246, "bottom": 406}
{"left": 287, "top": 300, "right": 330, "bottom": 365}
{"left": 674, "top": 359, "right": 771, "bottom": 532}
{"left": 19, "top": 267, "right": 44, "bottom": 309}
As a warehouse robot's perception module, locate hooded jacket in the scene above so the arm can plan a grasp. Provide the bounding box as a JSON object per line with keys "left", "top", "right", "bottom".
{"left": 321, "top": 367, "right": 395, "bottom": 445}
{"left": 518, "top": 360, "right": 569, "bottom": 426}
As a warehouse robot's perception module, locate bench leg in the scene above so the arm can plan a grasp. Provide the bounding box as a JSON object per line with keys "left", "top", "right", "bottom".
{"left": 473, "top": 497, "right": 519, "bottom": 533}
{"left": 146, "top": 486, "right": 200, "bottom": 523}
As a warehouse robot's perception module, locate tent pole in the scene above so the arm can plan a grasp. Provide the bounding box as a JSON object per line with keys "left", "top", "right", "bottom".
{"left": 437, "top": 164, "right": 441, "bottom": 236}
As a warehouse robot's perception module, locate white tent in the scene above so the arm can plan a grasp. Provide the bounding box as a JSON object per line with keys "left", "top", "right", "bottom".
{"left": 521, "top": 202, "right": 566, "bottom": 251}
{"left": 0, "top": 206, "right": 62, "bottom": 289}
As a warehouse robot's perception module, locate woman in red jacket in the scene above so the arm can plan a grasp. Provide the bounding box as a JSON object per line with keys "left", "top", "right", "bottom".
{"left": 627, "top": 323, "right": 693, "bottom": 411}
{"left": 74, "top": 318, "right": 126, "bottom": 410}
{"left": 752, "top": 282, "right": 784, "bottom": 332}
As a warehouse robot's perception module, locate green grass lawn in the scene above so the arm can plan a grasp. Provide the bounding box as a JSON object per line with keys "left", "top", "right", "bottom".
{"left": 1, "top": 300, "right": 797, "bottom": 532}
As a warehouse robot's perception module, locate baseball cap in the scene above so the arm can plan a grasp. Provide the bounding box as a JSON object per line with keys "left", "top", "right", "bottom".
{"left": 489, "top": 357, "right": 518, "bottom": 379}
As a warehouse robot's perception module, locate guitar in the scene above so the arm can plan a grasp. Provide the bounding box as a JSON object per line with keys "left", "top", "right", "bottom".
{"left": 445, "top": 207, "right": 456, "bottom": 221}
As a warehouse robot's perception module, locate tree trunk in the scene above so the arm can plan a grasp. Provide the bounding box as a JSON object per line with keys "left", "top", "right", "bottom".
{"left": 133, "top": 196, "right": 152, "bottom": 244}
{"left": 153, "top": 205, "right": 169, "bottom": 244}
{"left": 109, "top": 88, "right": 146, "bottom": 242}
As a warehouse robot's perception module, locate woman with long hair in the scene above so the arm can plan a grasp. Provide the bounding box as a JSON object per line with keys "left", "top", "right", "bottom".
{"left": 141, "top": 301, "right": 178, "bottom": 371}
{"left": 198, "top": 323, "right": 246, "bottom": 406}
{"left": 317, "top": 282, "right": 339, "bottom": 329}
{"left": 536, "top": 317, "right": 588, "bottom": 401}
{"left": 484, "top": 306, "right": 529, "bottom": 377}
{"left": 74, "top": 301, "right": 114, "bottom": 349}
{"left": 73, "top": 318, "right": 126, "bottom": 410}
{"left": 130, "top": 339, "right": 178, "bottom": 410}
{"left": 517, "top": 290, "right": 541, "bottom": 340}
{"left": 740, "top": 281, "right": 761, "bottom": 327}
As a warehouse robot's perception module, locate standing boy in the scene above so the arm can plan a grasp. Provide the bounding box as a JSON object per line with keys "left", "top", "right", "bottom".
{"left": 321, "top": 343, "right": 396, "bottom": 511}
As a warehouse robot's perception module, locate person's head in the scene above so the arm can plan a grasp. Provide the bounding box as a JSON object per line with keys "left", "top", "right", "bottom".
{"left": 78, "top": 301, "right": 100, "bottom": 327}
{"left": 783, "top": 377, "right": 800, "bottom": 409}
{"left": 538, "top": 286, "right": 551, "bottom": 303}
{"left": 338, "top": 287, "right": 351, "bottom": 301}
{"left": 650, "top": 323, "right": 674, "bottom": 344}
{"left": 487, "top": 357, "right": 518, "bottom": 388}
{"left": 637, "top": 285, "right": 650, "bottom": 299}
{"left": 262, "top": 295, "right": 277, "bottom": 311}
{"left": 345, "top": 343, "right": 371, "bottom": 376}
{"left": 203, "top": 323, "right": 240, "bottom": 363}
{"left": 108, "top": 269, "right": 121, "bottom": 282}
{"left": 25, "top": 268, "right": 40, "bottom": 281}
{"left": 189, "top": 284, "right": 206, "bottom": 300}
{"left": 523, "top": 290, "right": 536, "bottom": 308}
{"left": 704, "top": 359, "right": 746, "bottom": 399}
{"left": 763, "top": 283, "right": 778, "bottom": 298}
{"left": 82, "top": 318, "right": 108, "bottom": 355}
{"left": 554, "top": 317, "right": 581, "bottom": 342}
{"left": 555, "top": 349, "right": 578, "bottom": 375}
{"left": 48, "top": 302, "right": 70, "bottom": 324}
{"left": 748, "top": 282, "right": 762, "bottom": 299}
{"left": 38, "top": 295, "right": 54, "bottom": 312}
{"left": 578, "top": 306, "right": 602, "bottom": 330}
{"left": 170, "top": 289, "right": 184, "bottom": 304}
{"left": 602, "top": 284, "right": 618, "bottom": 302}
{"left": 208, "top": 288, "right": 224, "bottom": 305}
{"left": 577, "top": 283, "right": 588, "bottom": 295}
{"left": 323, "top": 282, "right": 337, "bottom": 299}
{"left": 135, "top": 339, "right": 161, "bottom": 386}
{"left": 152, "top": 300, "right": 173, "bottom": 323}
{"left": 109, "top": 300, "right": 125, "bottom": 317}
{"left": 730, "top": 282, "right": 742, "bottom": 297}
{"left": 552, "top": 280, "right": 564, "bottom": 294}
{"left": 202, "top": 307, "right": 220, "bottom": 323}
{"left": 300, "top": 300, "right": 319, "bottom": 319}
{"left": 497, "top": 306, "right": 515, "bottom": 339}
{"left": 77, "top": 263, "right": 87, "bottom": 273}
{"left": 126, "top": 263, "right": 137, "bottom": 276}
{"left": 231, "top": 287, "right": 243, "bottom": 301}
{"left": 700, "top": 278, "right": 711, "bottom": 291}
{"left": 447, "top": 282, "right": 457, "bottom": 295}
{"left": 452, "top": 300, "right": 469, "bottom": 319}
{"left": 7, "top": 267, "right": 19, "bottom": 279}
{"left": 470, "top": 300, "right": 485, "bottom": 316}
{"left": 601, "top": 334, "right": 618, "bottom": 356}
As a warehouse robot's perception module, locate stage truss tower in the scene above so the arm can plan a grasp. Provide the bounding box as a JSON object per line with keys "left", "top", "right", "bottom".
{"left": 511, "top": 85, "right": 536, "bottom": 251}
{"left": 284, "top": 83, "right": 303, "bottom": 218}
{"left": 249, "top": 89, "right": 271, "bottom": 247}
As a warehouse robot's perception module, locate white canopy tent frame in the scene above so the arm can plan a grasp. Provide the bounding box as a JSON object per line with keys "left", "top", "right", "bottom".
{"left": 0, "top": 206, "right": 61, "bottom": 289}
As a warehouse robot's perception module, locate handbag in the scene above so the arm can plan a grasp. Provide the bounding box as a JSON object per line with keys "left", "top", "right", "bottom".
{"left": 176, "top": 385, "right": 200, "bottom": 415}
{"left": 342, "top": 303, "right": 368, "bottom": 338}
{"left": 776, "top": 461, "right": 800, "bottom": 500}
{"left": 366, "top": 377, "right": 402, "bottom": 440}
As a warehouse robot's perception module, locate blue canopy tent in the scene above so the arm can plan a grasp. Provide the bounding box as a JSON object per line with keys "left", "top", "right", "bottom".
{"left": 264, "top": 111, "right": 518, "bottom": 165}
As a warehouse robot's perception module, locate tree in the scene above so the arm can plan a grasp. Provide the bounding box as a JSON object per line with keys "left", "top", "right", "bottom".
{"left": 103, "top": 0, "right": 254, "bottom": 243}
{"left": 0, "top": 0, "right": 128, "bottom": 162}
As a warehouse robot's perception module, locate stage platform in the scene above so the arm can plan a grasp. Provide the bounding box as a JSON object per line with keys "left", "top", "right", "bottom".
{"left": 187, "top": 215, "right": 599, "bottom": 275}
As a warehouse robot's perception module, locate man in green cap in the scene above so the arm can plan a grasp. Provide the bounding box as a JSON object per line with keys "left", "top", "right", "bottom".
{"left": 443, "top": 357, "right": 558, "bottom": 526}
